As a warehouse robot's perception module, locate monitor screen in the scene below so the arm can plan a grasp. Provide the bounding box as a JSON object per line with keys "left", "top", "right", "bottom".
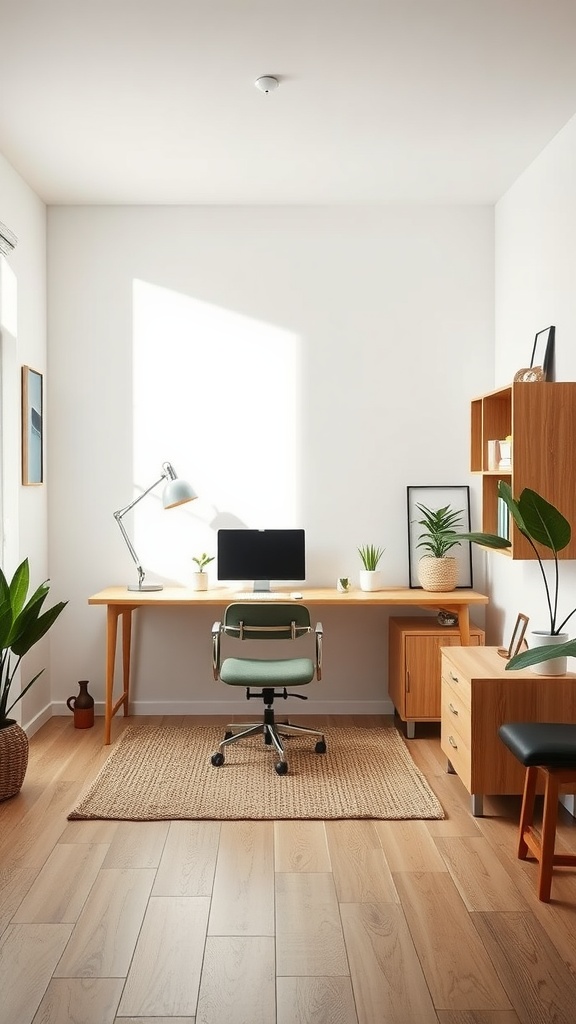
{"left": 217, "top": 529, "right": 305, "bottom": 588}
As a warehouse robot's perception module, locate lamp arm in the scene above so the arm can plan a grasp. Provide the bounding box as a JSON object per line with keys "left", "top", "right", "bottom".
{"left": 114, "top": 509, "right": 146, "bottom": 588}
{"left": 113, "top": 466, "right": 173, "bottom": 589}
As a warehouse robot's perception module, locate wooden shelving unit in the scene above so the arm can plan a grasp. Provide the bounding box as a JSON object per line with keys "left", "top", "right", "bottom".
{"left": 470, "top": 382, "right": 576, "bottom": 559}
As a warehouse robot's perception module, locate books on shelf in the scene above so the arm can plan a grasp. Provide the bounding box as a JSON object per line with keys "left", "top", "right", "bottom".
{"left": 497, "top": 496, "right": 510, "bottom": 540}
{"left": 498, "top": 438, "right": 511, "bottom": 470}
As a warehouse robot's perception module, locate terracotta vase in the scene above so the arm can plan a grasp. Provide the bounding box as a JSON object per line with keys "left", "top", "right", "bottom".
{"left": 67, "top": 680, "right": 95, "bottom": 728}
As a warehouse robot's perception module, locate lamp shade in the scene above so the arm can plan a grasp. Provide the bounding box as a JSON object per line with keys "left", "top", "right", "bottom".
{"left": 163, "top": 477, "right": 197, "bottom": 509}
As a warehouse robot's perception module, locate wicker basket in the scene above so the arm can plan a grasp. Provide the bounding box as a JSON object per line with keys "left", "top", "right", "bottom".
{"left": 0, "top": 721, "right": 29, "bottom": 801}
{"left": 417, "top": 556, "right": 459, "bottom": 592}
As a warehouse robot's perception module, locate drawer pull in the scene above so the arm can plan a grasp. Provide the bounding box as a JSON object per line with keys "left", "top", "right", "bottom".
{"left": 448, "top": 735, "right": 458, "bottom": 749}
{"left": 449, "top": 670, "right": 459, "bottom": 684}
{"left": 448, "top": 702, "right": 459, "bottom": 716}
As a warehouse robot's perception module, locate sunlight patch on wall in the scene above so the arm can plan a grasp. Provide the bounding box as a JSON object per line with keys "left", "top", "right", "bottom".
{"left": 132, "top": 279, "right": 302, "bottom": 585}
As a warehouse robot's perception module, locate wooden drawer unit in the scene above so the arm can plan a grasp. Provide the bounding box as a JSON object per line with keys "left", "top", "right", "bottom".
{"left": 441, "top": 646, "right": 576, "bottom": 816}
{"left": 389, "top": 617, "right": 484, "bottom": 738}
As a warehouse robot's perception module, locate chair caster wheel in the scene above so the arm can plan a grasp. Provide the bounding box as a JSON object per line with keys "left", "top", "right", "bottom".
{"left": 315, "top": 740, "right": 327, "bottom": 754}
{"left": 211, "top": 752, "right": 225, "bottom": 767}
{"left": 275, "top": 761, "right": 288, "bottom": 775}
{"left": 224, "top": 731, "right": 233, "bottom": 740}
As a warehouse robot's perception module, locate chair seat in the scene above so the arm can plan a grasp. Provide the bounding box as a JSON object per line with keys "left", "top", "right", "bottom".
{"left": 220, "top": 656, "right": 315, "bottom": 687}
{"left": 499, "top": 722, "right": 576, "bottom": 768}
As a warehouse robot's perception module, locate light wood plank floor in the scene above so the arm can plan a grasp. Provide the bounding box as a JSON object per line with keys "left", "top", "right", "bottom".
{"left": 2, "top": 714, "right": 576, "bottom": 1024}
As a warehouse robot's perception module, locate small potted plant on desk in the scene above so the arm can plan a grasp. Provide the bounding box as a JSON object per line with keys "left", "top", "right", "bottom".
{"left": 191, "top": 552, "right": 215, "bottom": 591}
{"left": 358, "top": 544, "right": 385, "bottom": 592}
{"left": 414, "top": 502, "right": 464, "bottom": 592}
{"left": 451, "top": 481, "right": 576, "bottom": 675}
{"left": 0, "top": 559, "right": 67, "bottom": 800}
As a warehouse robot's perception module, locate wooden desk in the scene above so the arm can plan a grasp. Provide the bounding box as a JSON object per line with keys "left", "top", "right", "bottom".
{"left": 89, "top": 586, "right": 488, "bottom": 743}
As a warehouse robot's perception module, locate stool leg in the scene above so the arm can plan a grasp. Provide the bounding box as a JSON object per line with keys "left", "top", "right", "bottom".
{"left": 518, "top": 766, "right": 538, "bottom": 860}
{"left": 538, "top": 770, "right": 560, "bottom": 903}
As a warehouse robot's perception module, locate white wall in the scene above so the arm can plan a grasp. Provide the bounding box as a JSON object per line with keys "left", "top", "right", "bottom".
{"left": 0, "top": 152, "right": 53, "bottom": 731}
{"left": 491, "top": 113, "right": 576, "bottom": 658}
{"left": 47, "top": 205, "right": 494, "bottom": 717}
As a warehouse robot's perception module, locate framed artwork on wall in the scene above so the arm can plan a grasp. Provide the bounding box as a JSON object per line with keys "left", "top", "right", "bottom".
{"left": 407, "top": 484, "right": 473, "bottom": 589}
{"left": 22, "top": 365, "right": 43, "bottom": 485}
{"left": 530, "top": 325, "right": 555, "bottom": 380}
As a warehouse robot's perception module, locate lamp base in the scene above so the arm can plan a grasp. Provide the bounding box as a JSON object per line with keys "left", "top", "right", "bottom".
{"left": 127, "top": 583, "right": 164, "bottom": 592}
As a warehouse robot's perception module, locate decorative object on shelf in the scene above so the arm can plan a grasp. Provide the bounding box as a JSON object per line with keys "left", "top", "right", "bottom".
{"left": 497, "top": 436, "right": 512, "bottom": 470}
{"left": 497, "top": 613, "right": 529, "bottom": 659}
{"left": 453, "top": 482, "right": 575, "bottom": 675}
{"left": 0, "top": 559, "right": 67, "bottom": 800}
{"left": 191, "top": 551, "right": 215, "bottom": 591}
{"left": 437, "top": 609, "right": 458, "bottom": 627}
{"left": 66, "top": 680, "right": 95, "bottom": 729}
{"left": 337, "top": 576, "right": 351, "bottom": 593}
{"left": 114, "top": 461, "right": 197, "bottom": 592}
{"left": 21, "top": 366, "right": 43, "bottom": 486}
{"left": 407, "top": 485, "right": 473, "bottom": 590}
{"left": 513, "top": 366, "right": 545, "bottom": 383}
{"left": 358, "top": 544, "right": 385, "bottom": 592}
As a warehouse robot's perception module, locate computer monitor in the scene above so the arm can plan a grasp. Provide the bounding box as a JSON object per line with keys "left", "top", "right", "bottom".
{"left": 217, "top": 529, "right": 305, "bottom": 592}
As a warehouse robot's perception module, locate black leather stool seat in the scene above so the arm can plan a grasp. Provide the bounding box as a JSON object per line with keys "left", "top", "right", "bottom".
{"left": 499, "top": 722, "right": 576, "bottom": 768}
{"left": 498, "top": 720, "right": 576, "bottom": 901}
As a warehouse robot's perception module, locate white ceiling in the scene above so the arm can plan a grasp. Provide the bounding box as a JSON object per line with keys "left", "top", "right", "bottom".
{"left": 2, "top": 0, "right": 576, "bottom": 206}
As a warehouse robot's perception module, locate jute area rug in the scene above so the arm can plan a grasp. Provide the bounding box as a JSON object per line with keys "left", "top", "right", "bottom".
{"left": 68, "top": 724, "right": 444, "bottom": 822}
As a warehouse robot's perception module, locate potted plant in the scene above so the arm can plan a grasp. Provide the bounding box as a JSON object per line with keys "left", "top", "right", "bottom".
{"left": 451, "top": 481, "right": 575, "bottom": 674}
{"left": 358, "top": 544, "right": 385, "bottom": 592}
{"left": 191, "top": 552, "right": 215, "bottom": 592}
{"left": 414, "top": 503, "right": 464, "bottom": 592}
{"left": 0, "top": 559, "right": 67, "bottom": 800}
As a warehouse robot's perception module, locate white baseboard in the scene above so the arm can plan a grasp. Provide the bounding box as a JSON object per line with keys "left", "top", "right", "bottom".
{"left": 51, "top": 698, "right": 395, "bottom": 717}
{"left": 22, "top": 704, "right": 53, "bottom": 738}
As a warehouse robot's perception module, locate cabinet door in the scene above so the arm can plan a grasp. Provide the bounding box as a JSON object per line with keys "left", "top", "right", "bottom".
{"left": 405, "top": 634, "right": 480, "bottom": 719}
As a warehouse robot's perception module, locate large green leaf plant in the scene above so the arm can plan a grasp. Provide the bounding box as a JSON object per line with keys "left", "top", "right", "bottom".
{"left": 447, "top": 480, "right": 576, "bottom": 671}
{"left": 0, "top": 559, "right": 67, "bottom": 727}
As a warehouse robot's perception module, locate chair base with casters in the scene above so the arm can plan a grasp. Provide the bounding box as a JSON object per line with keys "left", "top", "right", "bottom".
{"left": 211, "top": 603, "right": 326, "bottom": 776}
{"left": 499, "top": 722, "right": 576, "bottom": 902}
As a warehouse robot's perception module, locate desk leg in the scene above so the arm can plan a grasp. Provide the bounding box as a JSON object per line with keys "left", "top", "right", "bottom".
{"left": 104, "top": 605, "right": 134, "bottom": 745}
{"left": 442, "top": 603, "right": 470, "bottom": 645}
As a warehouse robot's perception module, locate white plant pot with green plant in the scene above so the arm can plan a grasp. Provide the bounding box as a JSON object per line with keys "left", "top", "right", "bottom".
{"left": 358, "top": 544, "right": 385, "bottom": 592}
{"left": 191, "top": 552, "right": 215, "bottom": 591}
{"left": 415, "top": 503, "right": 463, "bottom": 592}
{"left": 0, "top": 559, "right": 67, "bottom": 800}
{"left": 451, "top": 482, "right": 575, "bottom": 675}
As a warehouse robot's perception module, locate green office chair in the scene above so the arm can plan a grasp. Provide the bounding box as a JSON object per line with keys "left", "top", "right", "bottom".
{"left": 210, "top": 602, "right": 326, "bottom": 775}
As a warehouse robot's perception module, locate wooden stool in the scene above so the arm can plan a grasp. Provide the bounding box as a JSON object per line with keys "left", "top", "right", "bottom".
{"left": 499, "top": 722, "right": 576, "bottom": 902}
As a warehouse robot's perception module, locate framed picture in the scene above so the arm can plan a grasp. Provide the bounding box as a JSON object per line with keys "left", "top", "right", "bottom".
{"left": 22, "top": 366, "right": 43, "bottom": 485}
{"left": 498, "top": 613, "right": 529, "bottom": 659}
{"left": 530, "top": 325, "right": 555, "bottom": 380}
{"left": 407, "top": 484, "right": 473, "bottom": 589}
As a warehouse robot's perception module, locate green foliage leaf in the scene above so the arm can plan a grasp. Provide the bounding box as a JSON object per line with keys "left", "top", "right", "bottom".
{"left": 358, "top": 544, "right": 385, "bottom": 571}
{"left": 506, "top": 639, "right": 576, "bottom": 672}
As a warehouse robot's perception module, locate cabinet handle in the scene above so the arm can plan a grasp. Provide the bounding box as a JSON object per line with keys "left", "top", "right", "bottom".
{"left": 449, "top": 670, "right": 459, "bottom": 684}
{"left": 405, "top": 670, "right": 410, "bottom": 693}
{"left": 448, "top": 702, "right": 458, "bottom": 716}
{"left": 448, "top": 735, "right": 458, "bottom": 749}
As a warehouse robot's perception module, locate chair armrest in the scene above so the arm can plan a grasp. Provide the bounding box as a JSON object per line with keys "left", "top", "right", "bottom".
{"left": 212, "top": 621, "right": 222, "bottom": 680}
{"left": 315, "top": 622, "right": 323, "bottom": 680}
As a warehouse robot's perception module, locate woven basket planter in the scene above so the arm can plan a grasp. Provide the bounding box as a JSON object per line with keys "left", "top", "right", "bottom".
{"left": 417, "top": 556, "right": 458, "bottom": 592}
{"left": 0, "top": 721, "right": 29, "bottom": 801}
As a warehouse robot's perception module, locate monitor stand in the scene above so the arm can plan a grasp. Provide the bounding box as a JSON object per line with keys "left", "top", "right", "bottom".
{"left": 253, "top": 580, "right": 271, "bottom": 593}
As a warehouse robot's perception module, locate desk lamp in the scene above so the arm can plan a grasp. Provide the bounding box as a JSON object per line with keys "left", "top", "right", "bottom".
{"left": 114, "top": 461, "right": 197, "bottom": 591}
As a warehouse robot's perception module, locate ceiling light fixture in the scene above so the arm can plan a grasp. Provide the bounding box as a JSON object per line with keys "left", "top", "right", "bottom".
{"left": 255, "top": 76, "right": 279, "bottom": 93}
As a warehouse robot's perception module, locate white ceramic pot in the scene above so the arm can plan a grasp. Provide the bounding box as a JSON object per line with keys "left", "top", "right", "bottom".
{"left": 359, "top": 570, "right": 383, "bottom": 592}
{"left": 529, "top": 631, "right": 569, "bottom": 675}
{"left": 417, "top": 556, "right": 458, "bottom": 592}
{"left": 191, "top": 572, "right": 208, "bottom": 592}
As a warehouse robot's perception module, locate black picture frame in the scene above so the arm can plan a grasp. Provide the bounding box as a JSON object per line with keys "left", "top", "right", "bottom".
{"left": 530, "top": 325, "right": 555, "bottom": 380}
{"left": 407, "top": 484, "right": 473, "bottom": 589}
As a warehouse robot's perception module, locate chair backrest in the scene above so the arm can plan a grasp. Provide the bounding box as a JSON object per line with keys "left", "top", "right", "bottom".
{"left": 222, "top": 602, "right": 312, "bottom": 641}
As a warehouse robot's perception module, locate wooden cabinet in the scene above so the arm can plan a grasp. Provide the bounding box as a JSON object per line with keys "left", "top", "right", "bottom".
{"left": 441, "top": 646, "right": 576, "bottom": 815}
{"left": 388, "top": 617, "right": 484, "bottom": 738}
{"left": 470, "top": 382, "right": 576, "bottom": 559}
